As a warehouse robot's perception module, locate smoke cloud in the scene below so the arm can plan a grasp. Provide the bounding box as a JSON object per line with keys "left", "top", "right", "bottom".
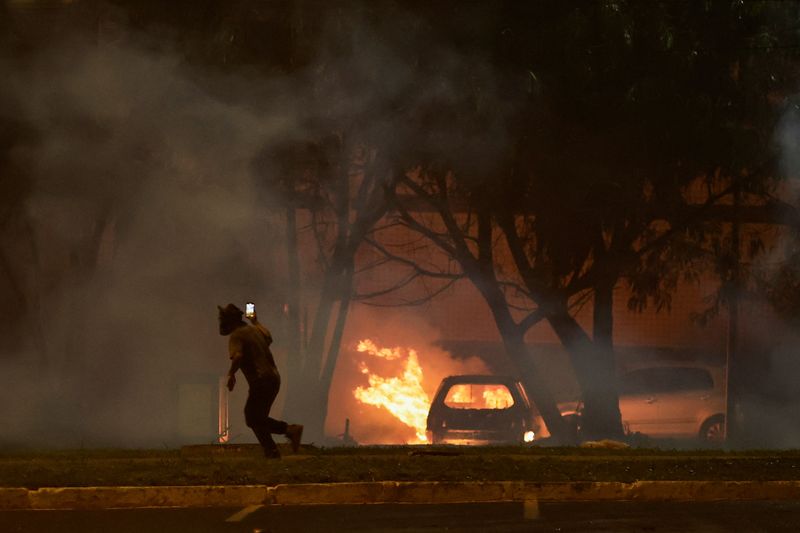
{"left": 5, "top": 2, "right": 800, "bottom": 452}
{"left": 0, "top": 32, "right": 296, "bottom": 447}
{"left": 0, "top": 3, "right": 496, "bottom": 448}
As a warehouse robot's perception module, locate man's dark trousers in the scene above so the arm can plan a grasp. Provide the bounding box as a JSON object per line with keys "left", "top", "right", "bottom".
{"left": 244, "top": 374, "right": 287, "bottom": 455}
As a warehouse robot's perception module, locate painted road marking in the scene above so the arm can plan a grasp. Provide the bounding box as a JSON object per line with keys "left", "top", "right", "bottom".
{"left": 225, "top": 504, "right": 263, "bottom": 522}
{"left": 523, "top": 498, "right": 540, "bottom": 520}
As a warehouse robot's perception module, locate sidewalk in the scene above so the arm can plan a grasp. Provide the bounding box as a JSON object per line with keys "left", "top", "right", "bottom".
{"left": 2, "top": 480, "right": 800, "bottom": 510}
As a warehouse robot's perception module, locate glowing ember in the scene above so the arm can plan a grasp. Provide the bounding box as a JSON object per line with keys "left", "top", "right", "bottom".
{"left": 353, "top": 339, "right": 430, "bottom": 443}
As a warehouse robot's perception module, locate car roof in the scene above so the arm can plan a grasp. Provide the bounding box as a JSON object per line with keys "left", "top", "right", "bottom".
{"left": 620, "top": 361, "right": 723, "bottom": 372}
{"left": 440, "top": 374, "right": 520, "bottom": 385}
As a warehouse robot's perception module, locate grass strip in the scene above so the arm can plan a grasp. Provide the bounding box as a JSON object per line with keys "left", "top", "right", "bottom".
{"left": 2, "top": 445, "right": 800, "bottom": 488}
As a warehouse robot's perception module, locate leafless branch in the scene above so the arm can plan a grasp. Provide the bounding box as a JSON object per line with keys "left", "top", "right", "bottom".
{"left": 354, "top": 255, "right": 393, "bottom": 275}
{"left": 357, "top": 277, "right": 460, "bottom": 307}
{"left": 568, "top": 288, "right": 594, "bottom": 316}
{"left": 363, "top": 236, "right": 463, "bottom": 280}
{"left": 354, "top": 271, "right": 424, "bottom": 301}
{"left": 518, "top": 308, "right": 547, "bottom": 332}
{"left": 391, "top": 185, "right": 460, "bottom": 258}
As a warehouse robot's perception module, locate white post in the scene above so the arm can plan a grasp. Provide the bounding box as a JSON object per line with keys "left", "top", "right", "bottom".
{"left": 218, "top": 375, "right": 230, "bottom": 443}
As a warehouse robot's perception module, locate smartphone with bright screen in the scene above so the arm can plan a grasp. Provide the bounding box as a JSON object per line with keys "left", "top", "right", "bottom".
{"left": 245, "top": 302, "right": 255, "bottom": 318}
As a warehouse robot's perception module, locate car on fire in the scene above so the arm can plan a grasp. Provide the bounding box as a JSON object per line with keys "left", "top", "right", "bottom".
{"left": 426, "top": 375, "right": 541, "bottom": 445}
{"left": 428, "top": 362, "right": 726, "bottom": 445}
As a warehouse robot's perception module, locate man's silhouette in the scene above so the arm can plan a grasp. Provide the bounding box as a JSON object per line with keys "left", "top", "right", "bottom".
{"left": 218, "top": 303, "right": 302, "bottom": 458}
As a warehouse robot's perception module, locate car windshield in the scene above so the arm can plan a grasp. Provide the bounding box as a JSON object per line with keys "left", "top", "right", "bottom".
{"left": 444, "top": 383, "right": 515, "bottom": 409}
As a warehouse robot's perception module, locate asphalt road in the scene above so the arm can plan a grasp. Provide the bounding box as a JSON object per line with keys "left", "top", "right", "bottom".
{"left": 2, "top": 501, "right": 800, "bottom": 532}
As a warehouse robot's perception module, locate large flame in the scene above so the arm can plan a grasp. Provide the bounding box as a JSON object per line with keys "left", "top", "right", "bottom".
{"left": 353, "top": 339, "right": 430, "bottom": 443}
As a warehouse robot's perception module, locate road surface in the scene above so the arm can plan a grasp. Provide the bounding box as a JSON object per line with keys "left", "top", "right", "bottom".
{"left": 2, "top": 501, "right": 800, "bottom": 532}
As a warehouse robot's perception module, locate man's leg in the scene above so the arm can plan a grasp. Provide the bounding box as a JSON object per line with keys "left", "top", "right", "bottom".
{"left": 261, "top": 377, "right": 302, "bottom": 452}
{"left": 263, "top": 416, "right": 302, "bottom": 452}
{"left": 244, "top": 384, "right": 280, "bottom": 457}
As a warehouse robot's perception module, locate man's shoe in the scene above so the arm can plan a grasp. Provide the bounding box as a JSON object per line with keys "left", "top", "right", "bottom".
{"left": 286, "top": 424, "right": 304, "bottom": 453}
{"left": 264, "top": 448, "right": 281, "bottom": 459}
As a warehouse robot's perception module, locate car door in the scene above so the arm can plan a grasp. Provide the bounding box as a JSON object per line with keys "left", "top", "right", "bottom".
{"left": 618, "top": 369, "right": 663, "bottom": 436}
{"left": 654, "top": 367, "right": 715, "bottom": 438}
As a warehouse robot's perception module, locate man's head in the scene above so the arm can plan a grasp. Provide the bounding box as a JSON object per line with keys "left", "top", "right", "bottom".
{"left": 218, "top": 303, "right": 245, "bottom": 335}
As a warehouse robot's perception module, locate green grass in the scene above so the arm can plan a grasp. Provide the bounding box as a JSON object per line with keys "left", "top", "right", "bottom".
{"left": 2, "top": 445, "right": 800, "bottom": 489}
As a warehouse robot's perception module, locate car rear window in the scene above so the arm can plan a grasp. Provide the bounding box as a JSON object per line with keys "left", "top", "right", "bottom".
{"left": 443, "top": 384, "right": 515, "bottom": 409}
{"left": 620, "top": 367, "right": 714, "bottom": 394}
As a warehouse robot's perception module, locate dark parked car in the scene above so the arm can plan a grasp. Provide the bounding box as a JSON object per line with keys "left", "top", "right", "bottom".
{"left": 426, "top": 375, "right": 541, "bottom": 445}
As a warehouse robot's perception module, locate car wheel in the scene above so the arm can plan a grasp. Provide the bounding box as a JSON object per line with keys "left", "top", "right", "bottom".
{"left": 699, "top": 415, "right": 725, "bottom": 443}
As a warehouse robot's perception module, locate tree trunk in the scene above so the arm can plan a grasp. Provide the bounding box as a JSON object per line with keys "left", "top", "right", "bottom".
{"left": 590, "top": 280, "right": 624, "bottom": 440}
{"left": 469, "top": 209, "right": 571, "bottom": 442}
{"left": 476, "top": 281, "right": 570, "bottom": 443}
{"left": 316, "top": 260, "right": 354, "bottom": 437}
{"left": 498, "top": 322, "right": 572, "bottom": 443}
{"left": 282, "top": 239, "right": 350, "bottom": 440}
{"left": 548, "top": 300, "right": 624, "bottom": 441}
{"left": 24, "top": 216, "right": 48, "bottom": 372}
{"left": 292, "top": 271, "right": 342, "bottom": 440}
{"left": 282, "top": 205, "right": 307, "bottom": 421}
{"left": 725, "top": 183, "right": 741, "bottom": 444}
{"left": 286, "top": 161, "right": 354, "bottom": 441}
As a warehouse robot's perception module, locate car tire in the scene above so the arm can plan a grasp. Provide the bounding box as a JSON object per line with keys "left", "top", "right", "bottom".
{"left": 699, "top": 415, "right": 725, "bottom": 444}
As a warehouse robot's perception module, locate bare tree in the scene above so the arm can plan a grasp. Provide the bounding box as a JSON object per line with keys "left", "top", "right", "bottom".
{"left": 256, "top": 136, "right": 396, "bottom": 441}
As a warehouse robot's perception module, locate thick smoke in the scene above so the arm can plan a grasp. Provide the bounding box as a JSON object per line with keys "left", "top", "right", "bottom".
{"left": 0, "top": 4, "right": 496, "bottom": 448}
{"left": 0, "top": 36, "right": 295, "bottom": 447}
{"left": 8, "top": 3, "right": 800, "bottom": 451}
{"left": 733, "top": 98, "right": 800, "bottom": 448}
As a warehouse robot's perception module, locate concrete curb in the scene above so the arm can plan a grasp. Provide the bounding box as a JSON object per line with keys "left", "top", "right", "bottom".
{"left": 0, "top": 485, "right": 266, "bottom": 510}
{"left": 1, "top": 481, "right": 799, "bottom": 510}
{"left": 267, "top": 481, "right": 800, "bottom": 505}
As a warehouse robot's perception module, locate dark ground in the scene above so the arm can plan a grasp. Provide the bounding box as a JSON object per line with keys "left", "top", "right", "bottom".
{"left": 3, "top": 501, "right": 800, "bottom": 532}
{"left": 2, "top": 445, "right": 800, "bottom": 488}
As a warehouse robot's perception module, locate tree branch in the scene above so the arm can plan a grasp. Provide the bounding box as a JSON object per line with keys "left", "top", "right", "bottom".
{"left": 356, "top": 277, "right": 460, "bottom": 307}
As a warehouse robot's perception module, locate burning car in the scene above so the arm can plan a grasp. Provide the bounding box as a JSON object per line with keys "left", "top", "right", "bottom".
{"left": 426, "top": 363, "right": 726, "bottom": 446}
{"left": 426, "top": 375, "right": 540, "bottom": 445}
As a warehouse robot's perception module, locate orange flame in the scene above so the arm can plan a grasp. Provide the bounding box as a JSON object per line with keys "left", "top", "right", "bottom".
{"left": 482, "top": 387, "right": 514, "bottom": 409}
{"left": 353, "top": 339, "right": 430, "bottom": 443}
{"left": 444, "top": 384, "right": 515, "bottom": 409}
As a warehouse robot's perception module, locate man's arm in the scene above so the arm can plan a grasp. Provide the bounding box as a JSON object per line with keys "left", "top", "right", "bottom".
{"left": 255, "top": 324, "right": 272, "bottom": 346}
{"left": 248, "top": 312, "right": 273, "bottom": 346}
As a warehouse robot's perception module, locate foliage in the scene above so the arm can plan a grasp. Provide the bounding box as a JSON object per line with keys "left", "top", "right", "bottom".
{"left": 367, "top": 1, "right": 800, "bottom": 439}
